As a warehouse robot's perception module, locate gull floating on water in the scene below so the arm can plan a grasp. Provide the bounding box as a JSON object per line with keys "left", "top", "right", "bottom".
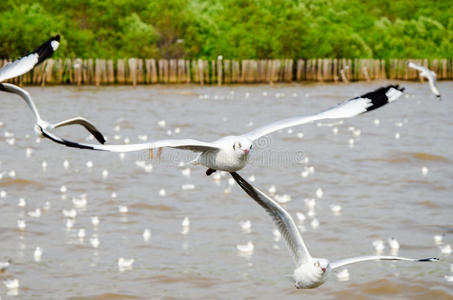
{"left": 143, "top": 229, "right": 151, "bottom": 242}
{"left": 118, "top": 257, "right": 135, "bottom": 272}
{"left": 239, "top": 220, "right": 252, "bottom": 233}
{"left": 440, "top": 244, "right": 452, "bottom": 255}
{"left": 3, "top": 278, "right": 19, "bottom": 289}
{"left": 34, "top": 246, "right": 43, "bottom": 262}
{"left": 408, "top": 61, "right": 441, "bottom": 99}
{"left": 0, "top": 259, "right": 11, "bottom": 272}
{"left": 336, "top": 268, "right": 350, "bottom": 282}
{"left": 434, "top": 234, "right": 443, "bottom": 245}
{"left": 237, "top": 241, "right": 254, "bottom": 254}
{"left": 181, "top": 216, "right": 190, "bottom": 235}
{"left": 230, "top": 172, "right": 438, "bottom": 289}
{"left": 41, "top": 86, "right": 404, "bottom": 176}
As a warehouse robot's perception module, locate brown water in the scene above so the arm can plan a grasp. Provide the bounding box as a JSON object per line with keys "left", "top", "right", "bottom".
{"left": 0, "top": 81, "right": 452, "bottom": 299}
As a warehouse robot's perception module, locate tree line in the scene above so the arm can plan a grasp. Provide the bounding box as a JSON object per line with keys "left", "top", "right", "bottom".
{"left": 1, "top": 0, "right": 452, "bottom": 59}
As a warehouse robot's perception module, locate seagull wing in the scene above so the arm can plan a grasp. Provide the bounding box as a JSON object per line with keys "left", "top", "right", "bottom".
{"left": 0, "top": 35, "right": 60, "bottom": 82}
{"left": 244, "top": 85, "right": 404, "bottom": 141}
{"left": 0, "top": 83, "right": 107, "bottom": 143}
{"left": 0, "top": 83, "right": 42, "bottom": 121}
{"left": 52, "top": 117, "right": 106, "bottom": 144}
{"left": 426, "top": 73, "right": 441, "bottom": 99}
{"left": 330, "top": 255, "right": 438, "bottom": 269}
{"left": 407, "top": 61, "right": 427, "bottom": 73}
{"left": 41, "top": 128, "right": 221, "bottom": 153}
{"left": 230, "top": 172, "right": 311, "bottom": 265}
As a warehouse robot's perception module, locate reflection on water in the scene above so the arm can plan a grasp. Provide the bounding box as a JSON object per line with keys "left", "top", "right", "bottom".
{"left": 0, "top": 81, "right": 452, "bottom": 299}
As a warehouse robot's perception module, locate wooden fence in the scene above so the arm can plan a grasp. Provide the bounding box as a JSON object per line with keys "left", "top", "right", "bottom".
{"left": 1, "top": 58, "right": 451, "bottom": 86}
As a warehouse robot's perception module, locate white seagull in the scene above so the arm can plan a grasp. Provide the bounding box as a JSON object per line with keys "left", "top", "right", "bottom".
{"left": 41, "top": 85, "right": 404, "bottom": 175}
{"left": 230, "top": 172, "right": 438, "bottom": 289}
{"left": 1, "top": 83, "right": 106, "bottom": 144}
{"left": 0, "top": 258, "right": 11, "bottom": 272}
{"left": 407, "top": 61, "right": 441, "bottom": 99}
{"left": 0, "top": 35, "right": 60, "bottom": 82}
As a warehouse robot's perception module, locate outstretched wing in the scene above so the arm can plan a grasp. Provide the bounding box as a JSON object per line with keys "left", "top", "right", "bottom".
{"left": 53, "top": 117, "right": 106, "bottom": 144}
{"left": 427, "top": 74, "right": 441, "bottom": 99}
{"left": 407, "top": 61, "right": 427, "bottom": 73}
{"left": 41, "top": 128, "right": 220, "bottom": 153}
{"left": 0, "top": 35, "right": 60, "bottom": 82}
{"left": 0, "top": 83, "right": 42, "bottom": 121}
{"left": 230, "top": 172, "right": 311, "bottom": 265}
{"left": 244, "top": 85, "right": 404, "bottom": 141}
{"left": 330, "top": 255, "right": 438, "bottom": 269}
{"left": 0, "top": 83, "right": 106, "bottom": 144}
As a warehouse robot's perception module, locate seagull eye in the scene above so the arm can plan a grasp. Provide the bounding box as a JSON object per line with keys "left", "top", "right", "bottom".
{"left": 238, "top": 143, "right": 242, "bottom": 148}
{"left": 233, "top": 144, "right": 236, "bottom": 150}
{"left": 250, "top": 145, "right": 252, "bottom": 150}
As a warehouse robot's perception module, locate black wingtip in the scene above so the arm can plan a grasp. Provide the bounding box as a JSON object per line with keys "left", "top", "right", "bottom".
{"left": 418, "top": 257, "right": 439, "bottom": 262}
{"left": 34, "top": 35, "right": 61, "bottom": 66}
{"left": 94, "top": 132, "right": 106, "bottom": 144}
{"left": 360, "top": 84, "right": 405, "bottom": 113}
{"left": 0, "top": 83, "right": 7, "bottom": 92}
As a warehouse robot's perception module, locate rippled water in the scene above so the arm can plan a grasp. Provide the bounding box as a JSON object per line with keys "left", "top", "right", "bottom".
{"left": 0, "top": 81, "right": 452, "bottom": 299}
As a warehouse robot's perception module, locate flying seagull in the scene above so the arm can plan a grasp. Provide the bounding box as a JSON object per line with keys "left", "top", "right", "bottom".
{"left": 0, "top": 35, "right": 60, "bottom": 82}
{"left": 0, "top": 83, "right": 106, "bottom": 144}
{"left": 40, "top": 85, "right": 404, "bottom": 175}
{"left": 230, "top": 172, "right": 438, "bottom": 289}
{"left": 407, "top": 61, "right": 441, "bottom": 99}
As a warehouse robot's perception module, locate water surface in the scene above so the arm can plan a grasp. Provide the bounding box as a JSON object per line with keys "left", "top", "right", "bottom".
{"left": 0, "top": 81, "right": 452, "bottom": 299}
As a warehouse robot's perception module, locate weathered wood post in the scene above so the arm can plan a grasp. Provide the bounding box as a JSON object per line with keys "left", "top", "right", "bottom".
{"left": 217, "top": 56, "right": 223, "bottom": 86}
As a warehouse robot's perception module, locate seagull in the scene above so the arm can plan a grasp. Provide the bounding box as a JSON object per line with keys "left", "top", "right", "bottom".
{"left": 407, "top": 61, "right": 441, "bottom": 99}
{"left": 0, "top": 258, "right": 11, "bottom": 272}
{"left": 0, "top": 83, "right": 106, "bottom": 144}
{"left": 0, "top": 35, "right": 60, "bottom": 82}
{"left": 230, "top": 172, "right": 439, "bottom": 289}
{"left": 40, "top": 85, "right": 405, "bottom": 175}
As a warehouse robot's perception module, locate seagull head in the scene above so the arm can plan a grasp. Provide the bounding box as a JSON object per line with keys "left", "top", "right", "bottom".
{"left": 316, "top": 259, "right": 330, "bottom": 274}
{"left": 232, "top": 137, "right": 253, "bottom": 157}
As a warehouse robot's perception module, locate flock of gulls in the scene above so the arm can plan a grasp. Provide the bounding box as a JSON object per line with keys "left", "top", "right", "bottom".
{"left": 0, "top": 35, "right": 446, "bottom": 292}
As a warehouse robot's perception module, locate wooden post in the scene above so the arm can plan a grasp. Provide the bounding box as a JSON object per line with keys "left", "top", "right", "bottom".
{"left": 177, "top": 59, "right": 185, "bottom": 83}
{"left": 198, "top": 59, "right": 204, "bottom": 86}
{"left": 117, "top": 59, "right": 125, "bottom": 84}
{"left": 224, "top": 59, "right": 231, "bottom": 84}
{"left": 128, "top": 58, "right": 137, "bottom": 86}
{"left": 362, "top": 66, "right": 370, "bottom": 82}
{"left": 232, "top": 60, "right": 239, "bottom": 83}
{"left": 240, "top": 60, "right": 246, "bottom": 83}
{"left": 54, "top": 59, "right": 63, "bottom": 84}
{"left": 203, "top": 60, "right": 209, "bottom": 84}
{"left": 217, "top": 56, "right": 223, "bottom": 86}
{"left": 169, "top": 59, "right": 177, "bottom": 83}
{"left": 107, "top": 60, "right": 114, "bottom": 84}
{"left": 185, "top": 60, "right": 191, "bottom": 83}
{"left": 211, "top": 60, "right": 216, "bottom": 84}
{"left": 95, "top": 59, "right": 102, "bottom": 86}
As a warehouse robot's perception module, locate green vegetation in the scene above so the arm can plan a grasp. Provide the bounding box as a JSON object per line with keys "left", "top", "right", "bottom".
{"left": 1, "top": 0, "right": 452, "bottom": 59}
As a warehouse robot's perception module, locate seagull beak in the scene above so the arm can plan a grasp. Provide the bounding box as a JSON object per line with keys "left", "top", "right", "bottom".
{"left": 243, "top": 149, "right": 249, "bottom": 154}
{"left": 321, "top": 267, "right": 326, "bottom": 273}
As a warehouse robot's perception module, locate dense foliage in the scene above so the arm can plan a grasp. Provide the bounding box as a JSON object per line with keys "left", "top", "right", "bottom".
{"left": 1, "top": 0, "right": 452, "bottom": 59}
